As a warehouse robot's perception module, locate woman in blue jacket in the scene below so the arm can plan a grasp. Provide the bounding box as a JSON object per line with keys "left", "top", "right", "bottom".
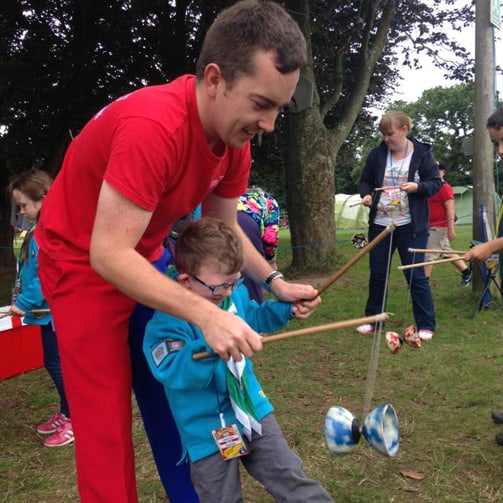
{"left": 8, "top": 169, "right": 73, "bottom": 447}
{"left": 357, "top": 111, "right": 442, "bottom": 341}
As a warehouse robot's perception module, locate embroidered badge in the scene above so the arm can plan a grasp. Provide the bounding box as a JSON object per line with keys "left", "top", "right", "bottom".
{"left": 151, "top": 339, "right": 185, "bottom": 367}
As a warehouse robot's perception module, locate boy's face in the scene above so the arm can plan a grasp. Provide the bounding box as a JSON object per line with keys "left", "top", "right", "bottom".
{"left": 181, "top": 262, "right": 242, "bottom": 305}
{"left": 488, "top": 127, "right": 503, "bottom": 160}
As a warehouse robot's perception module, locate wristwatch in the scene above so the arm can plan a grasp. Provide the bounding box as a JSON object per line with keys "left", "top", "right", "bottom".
{"left": 263, "top": 270, "right": 284, "bottom": 292}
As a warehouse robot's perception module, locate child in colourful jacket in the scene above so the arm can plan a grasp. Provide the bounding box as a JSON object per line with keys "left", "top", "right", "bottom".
{"left": 144, "top": 217, "right": 332, "bottom": 502}
{"left": 8, "top": 169, "right": 73, "bottom": 447}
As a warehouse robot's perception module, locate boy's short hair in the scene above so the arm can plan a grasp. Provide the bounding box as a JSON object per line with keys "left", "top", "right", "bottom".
{"left": 195, "top": 0, "right": 307, "bottom": 86}
{"left": 174, "top": 217, "right": 244, "bottom": 275}
{"left": 487, "top": 106, "right": 503, "bottom": 130}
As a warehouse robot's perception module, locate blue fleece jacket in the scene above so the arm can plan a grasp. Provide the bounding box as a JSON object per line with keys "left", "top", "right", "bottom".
{"left": 143, "top": 285, "right": 293, "bottom": 462}
{"left": 14, "top": 230, "right": 51, "bottom": 326}
{"left": 359, "top": 136, "right": 442, "bottom": 234}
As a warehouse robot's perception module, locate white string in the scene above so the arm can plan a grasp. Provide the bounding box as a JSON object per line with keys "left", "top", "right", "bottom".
{"left": 403, "top": 250, "right": 415, "bottom": 327}
{"left": 362, "top": 226, "right": 395, "bottom": 417}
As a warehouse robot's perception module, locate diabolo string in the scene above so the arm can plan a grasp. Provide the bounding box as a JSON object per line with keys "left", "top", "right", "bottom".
{"left": 362, "top": 226, "right": 395, "bottom": 417}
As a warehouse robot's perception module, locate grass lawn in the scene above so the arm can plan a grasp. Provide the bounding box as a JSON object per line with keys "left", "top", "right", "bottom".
{"left": 1, "top": 225, "right": 503, "bottom": 502}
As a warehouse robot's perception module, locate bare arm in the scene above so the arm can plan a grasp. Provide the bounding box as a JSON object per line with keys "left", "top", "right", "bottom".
{"left": 464, "top": 237, "right": 503, "bottom": 262}
{"left": 90, "top": 182, "right": 263, "bottom": 361}
{"left": 444, "top": 199, "right": 456, "bottom": 241}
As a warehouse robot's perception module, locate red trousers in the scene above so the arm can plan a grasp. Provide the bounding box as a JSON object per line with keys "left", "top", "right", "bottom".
{"left": 39, "top": 250, "right": 138, "bottom": 502}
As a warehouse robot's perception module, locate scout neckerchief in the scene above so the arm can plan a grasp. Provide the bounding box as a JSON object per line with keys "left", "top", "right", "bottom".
{"left": 221, "top": 296, "right": 262, "bottom": 440}
{"left": 12, "top": 222, "right": 36, "bottom": 303}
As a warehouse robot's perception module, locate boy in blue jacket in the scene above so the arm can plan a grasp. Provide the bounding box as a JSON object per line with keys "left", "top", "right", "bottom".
{"left": 144, "top": 217, "right": 332, "bottom": 503}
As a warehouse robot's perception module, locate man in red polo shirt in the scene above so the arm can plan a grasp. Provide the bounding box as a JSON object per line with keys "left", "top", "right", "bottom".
{"left": 36, "top": 2, "right": 320, "bottom": 501}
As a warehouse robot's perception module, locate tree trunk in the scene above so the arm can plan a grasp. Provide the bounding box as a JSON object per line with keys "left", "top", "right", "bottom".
{"left": 285, "top": 107, "right": 337, "bottom": 270}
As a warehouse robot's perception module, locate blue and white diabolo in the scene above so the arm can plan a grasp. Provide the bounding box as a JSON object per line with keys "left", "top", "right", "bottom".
{"left": 324, "top": 406, "right": 362, "bottom": 456}
{"left": 324, "top": 403, "right": 399, "bottom": 457}
{"left": 362, "top": 403, "right": 399, "bottom": 457}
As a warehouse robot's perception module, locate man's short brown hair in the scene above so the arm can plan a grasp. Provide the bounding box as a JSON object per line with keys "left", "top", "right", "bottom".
{"left": 195, "top": 0, "right": 307, "bottom": 86}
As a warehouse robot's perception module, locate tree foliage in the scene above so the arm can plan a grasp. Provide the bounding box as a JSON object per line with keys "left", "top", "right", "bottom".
{"left": 0, "top": 0, "right": 478, "bottom": 271}
{"left": 401, "top": 83, "right": 475, "bottom": 187}
{"left": 280, "top": 0, "right": 475, "bottom": 269}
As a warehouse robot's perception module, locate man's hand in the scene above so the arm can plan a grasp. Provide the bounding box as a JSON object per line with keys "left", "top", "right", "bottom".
{"left": 464, "top": 242, "right": 494, "bottom": 262}
{"left": 199, "top": 308, "right": 263, "bottom": 362}
{"left": 270, "top": 278, "right": 321, "bottom": 319}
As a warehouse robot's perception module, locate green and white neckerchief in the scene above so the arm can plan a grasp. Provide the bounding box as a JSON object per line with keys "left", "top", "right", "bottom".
{"left": 221, "top": 296, "right": 262, "bottom": 440}
{"left": 13, "top": 222, "right": 36, "bottom": 303}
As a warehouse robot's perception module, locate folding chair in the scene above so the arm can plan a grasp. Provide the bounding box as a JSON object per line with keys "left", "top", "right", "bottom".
{"left": 470, "top": 254, "right": 503, "bottom": 318}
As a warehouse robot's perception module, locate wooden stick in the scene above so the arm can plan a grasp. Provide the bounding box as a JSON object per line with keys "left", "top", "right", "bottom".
{"left": 374, "top": 185, "right": 400, "bottom": 192}
{"left": 30, "top": 309, "right": 51, "bottom": 315}
{"left": 0, "top": 308, "right": 50, "bottom": 316}
{"left": 317, "top": 222, "right": 396, "bottom": 296}
{"left": 349, "top": 201, "right": 364, "bottom": 208}
{"left": 408, "top": 248, "right": 468, "bottom": 255}
{"left": 192, "top": 313, "right": 390, "bottom": 360}
{"left": 398, "top": 256, "right": 464, "bottom": 270}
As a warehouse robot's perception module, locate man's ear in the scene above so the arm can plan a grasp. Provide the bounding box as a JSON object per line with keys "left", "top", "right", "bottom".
{"left": 204, "top": 63, "right": 223, "bottom": 98}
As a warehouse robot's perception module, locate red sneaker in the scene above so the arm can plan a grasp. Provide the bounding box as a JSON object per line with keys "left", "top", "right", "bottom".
{"left": 43, "top": 419, "right": 74, "bottom": 447}
{"left": 36, "top": 412, "right": 67, "bottom": 435}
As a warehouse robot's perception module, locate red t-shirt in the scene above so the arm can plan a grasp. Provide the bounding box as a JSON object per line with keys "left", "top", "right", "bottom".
{"left": 36, "top": 75, "right": 251, "bottom": 262}
{"left": 428, "top": 182, "right": 454, "bottom": 227}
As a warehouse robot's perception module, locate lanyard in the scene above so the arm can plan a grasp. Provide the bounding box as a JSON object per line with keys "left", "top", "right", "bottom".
{"left": 388, "top": 140, "right": 409, "bottom": 187}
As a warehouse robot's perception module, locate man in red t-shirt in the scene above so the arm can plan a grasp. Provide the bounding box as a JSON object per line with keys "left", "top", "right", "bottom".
{"left": 35, "top": 2, "right": 320, "bottom": 502}
{"left": 424, "top": 162, "right": 471, "bottom": 284}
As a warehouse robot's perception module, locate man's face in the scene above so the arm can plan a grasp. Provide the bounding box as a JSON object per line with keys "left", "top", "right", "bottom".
{"left": 210, "top": 50, "right": 300, "bottom": 148}
{"left": 488, "top": 126, "right": 503, "bottom": 160}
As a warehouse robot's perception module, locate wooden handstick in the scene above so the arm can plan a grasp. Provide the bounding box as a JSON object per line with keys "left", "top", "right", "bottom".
{"left": 0, "top": 308, "right": 50, "bottom": 318}
{"left": 317, "top": 222, "right": 396, "bottom": 296}
{"left": 30, "top": 309, "right": 51, "bottom": 315}
{"left": 398, "top": 256, "right": 464, "bottom": 270}
{"left": 374, "top": 185, "right": 400, "bottom": 192}
{"left": 192, "top": 313, "right": 390, "bottom": 360}
{"left": 408, "top": 248, "right": 468, "bottom": 255}
{"left": 349, "top": 201, "right": 364, "bottom": 208}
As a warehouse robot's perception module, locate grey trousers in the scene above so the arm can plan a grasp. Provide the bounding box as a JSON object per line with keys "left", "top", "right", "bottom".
{"left": 190, "top": 414, "right": 334, "bottom": 503}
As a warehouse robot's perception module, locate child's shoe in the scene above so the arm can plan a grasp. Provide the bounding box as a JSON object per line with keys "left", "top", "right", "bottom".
{"left": 460, "top": 270, "right": 472, "bottom": 286}
{"left": 36, "top": 411, "right": 67, "bottom": 435}
{"left": 418, "top": 329, "right": 435, "bottom": 341}
{"left": 43, "top": 419, "right": 74, "bottom": 447}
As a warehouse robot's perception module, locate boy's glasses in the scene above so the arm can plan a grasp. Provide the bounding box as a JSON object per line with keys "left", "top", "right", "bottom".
{"left": 190, "top": 274, "right": 244, "bottom": 296}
